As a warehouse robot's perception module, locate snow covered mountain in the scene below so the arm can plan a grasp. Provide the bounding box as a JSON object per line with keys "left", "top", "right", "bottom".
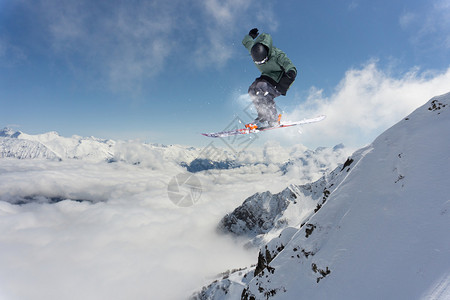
{"left": 0, "top": 135, "right": 61, "bottom": 160}
{"left": 217, "top": 163, "right": 343, "bottom": 247}
{"left": 0, "top": 128, "right": 114, "bottom": 161}
{"left": 0, "top": 127, "right": 349, "bottom": 176}
{"left": 194, "top": 92, "right": 450, "bottom": 299}
{"left": 0, "top": 128, "right": 202, "bottom": 165}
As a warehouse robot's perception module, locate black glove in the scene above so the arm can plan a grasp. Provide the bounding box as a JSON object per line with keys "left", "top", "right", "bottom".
{"left": 249, "top": 28, "right": 259, "bottom": 39}
{"left": 286, "top": 70, "right": 297, "bottom": 80}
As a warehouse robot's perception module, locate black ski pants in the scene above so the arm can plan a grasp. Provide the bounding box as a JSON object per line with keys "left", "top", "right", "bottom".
{"left": 248, "top": 78, "right": 281, "bottom": 123}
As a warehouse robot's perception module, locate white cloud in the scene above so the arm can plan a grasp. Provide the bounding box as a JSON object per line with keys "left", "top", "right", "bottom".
{"left": 194, "top": 0, "right": 277, "bottom": 68}
{"left": 399, "top": 12, "right": 416, "bottom": 29}
{"left": 0, "top": 37, "right": 27, "bottom": 67}
{"left": 348, "top": 1, "right": 359, "bottom": 11}
{"left": 0, "top": 158, "right": 256, "bottom": 299}
{"left": 194, "top": 30, "right": 233, "bottom": 68}
{"left": 0, "top": 139, "right": 351, "bottom": 299}
{"left": 35, "top": 0, "right": 177, "bottom": 92}
{"left": 278, "top": 62, "right": 450, "bottom": 148}
{"left": 9, "top": 0, "right": 278, "bottom": 91}
{"left": 203, "top": 0, "right": 249, "bottom": 25}
{"left": 400, "top": 0, "right": 450, "bottom": 50}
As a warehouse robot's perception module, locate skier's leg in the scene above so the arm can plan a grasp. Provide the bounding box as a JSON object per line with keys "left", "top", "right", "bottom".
{"left": 248, "top": 80, "right": 265, "bottom": 121}
{"left": 260, "top": 96, "right": 278, "bottom": 124}
{"left": 248, "top": 80, "right": 280, "bottom": 125}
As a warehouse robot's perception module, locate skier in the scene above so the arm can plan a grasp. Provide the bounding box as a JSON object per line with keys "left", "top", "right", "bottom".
{"left": 243, "top": 28, "right": 297, "bottom": 128}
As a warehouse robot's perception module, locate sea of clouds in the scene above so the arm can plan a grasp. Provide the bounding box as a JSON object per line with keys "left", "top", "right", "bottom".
{"left": 0, "top": 140, "right": 352, "bottom": 300}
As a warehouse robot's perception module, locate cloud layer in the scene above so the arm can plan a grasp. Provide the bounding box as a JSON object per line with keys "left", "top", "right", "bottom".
{"left": 278, "top": 62, "right": 450, "bottom": 148}
{"left": 0, "top": 159, "right": 254, "bottom": 299}
{"left": 0, "top": 139, "right": 351, "bottom": 299}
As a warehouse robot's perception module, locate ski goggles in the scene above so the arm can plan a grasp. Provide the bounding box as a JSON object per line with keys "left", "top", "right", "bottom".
{"left": 254, "top": 56, "right": 269, "bottom": 65}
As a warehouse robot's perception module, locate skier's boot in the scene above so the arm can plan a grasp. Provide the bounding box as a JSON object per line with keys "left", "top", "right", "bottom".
{"left": 256, "top": 120, "right": 269, "bottom": 128}
{"left": 267, "top": 114, "right": 282, "bottom": 127}
{"left": 245, "top": 117, "right": 267, "bottom": 130}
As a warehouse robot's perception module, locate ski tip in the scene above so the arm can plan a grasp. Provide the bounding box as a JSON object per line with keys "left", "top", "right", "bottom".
{"left": 313, "top": 115, "right": 327, "bottom": 121}
{"left": 201, "top": 132, "right": 220, "bottom": 138}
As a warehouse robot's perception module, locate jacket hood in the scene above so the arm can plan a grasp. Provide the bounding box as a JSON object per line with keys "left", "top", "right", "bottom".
{"left": 254, "top": 33, "right": 273, "bottom": 56}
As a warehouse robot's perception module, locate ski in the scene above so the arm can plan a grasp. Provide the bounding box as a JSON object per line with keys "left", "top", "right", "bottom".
{"left": 201, "top": 115, "right": 326, "bottom": 138}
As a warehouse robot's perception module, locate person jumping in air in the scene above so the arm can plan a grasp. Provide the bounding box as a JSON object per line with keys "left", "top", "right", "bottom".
{"left": 243, "top": 28, "right": 297, "bottom": 128}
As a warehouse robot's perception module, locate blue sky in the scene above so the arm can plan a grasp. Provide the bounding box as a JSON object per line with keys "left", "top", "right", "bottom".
{"left": 1, "top": 0, "right": 450, "bottom": 149}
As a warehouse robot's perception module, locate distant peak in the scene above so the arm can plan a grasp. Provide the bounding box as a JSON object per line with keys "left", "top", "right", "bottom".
{"left": 42, "top": 131, "right": 60, "bottom": 137}
{"left": 333, "top": 143, "right": 345, "bottom": 151}
{"left": 0, "top": 127, "right": 22, "bottom": 138}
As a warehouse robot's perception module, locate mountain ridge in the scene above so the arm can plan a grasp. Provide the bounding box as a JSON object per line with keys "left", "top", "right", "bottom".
{"left": 0, "top": 127, "right": 350, "bottom": 176}
{"left": 195, "top": 92, "right": 450, "bottom": 299}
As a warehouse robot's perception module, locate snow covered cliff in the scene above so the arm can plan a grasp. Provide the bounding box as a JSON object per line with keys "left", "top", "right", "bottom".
{"left": 215, "top": 156, "right": 356, "bottom": 249}
{"left": 195, "top": 92, "right": 450, "bottom": 299}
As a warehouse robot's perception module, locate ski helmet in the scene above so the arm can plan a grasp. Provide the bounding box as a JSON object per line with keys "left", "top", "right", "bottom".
{"left": 251, "top": 43, "right": 269, "bottom": 65}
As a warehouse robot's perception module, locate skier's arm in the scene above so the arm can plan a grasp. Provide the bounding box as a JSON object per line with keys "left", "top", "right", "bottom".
{"left": 274, "top": 48, "right": 297, "bottom": 95}
{"left": 276, "top": 51, "right": 297, "bottom": 77}
{"left": 242, "top": 35, "right": 255, "bottom": 52}
{"left": 242, "top": 28, "right": 258, "bottom": 51}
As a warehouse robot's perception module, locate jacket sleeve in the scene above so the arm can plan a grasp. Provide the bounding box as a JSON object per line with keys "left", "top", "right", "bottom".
{"left": 273, "top": 48, "right": 297, "bottom": 95}
{"left": 276, "top": 50, "right": 297, "bottom": 75}
{"left": 242, "top": 34, "right": 255, "bottom": 52}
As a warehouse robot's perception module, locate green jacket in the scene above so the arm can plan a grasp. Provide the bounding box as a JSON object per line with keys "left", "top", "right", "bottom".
{"left": 243, "top": 33, "right": 297, "bottom": 95}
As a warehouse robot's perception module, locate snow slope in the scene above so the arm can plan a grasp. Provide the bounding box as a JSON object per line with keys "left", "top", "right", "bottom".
{"left": 197, "top": 92, "right": 450, "bottom": 299}
{"left": 0, "top": 137, "right": 61, "bottom": 160}
{"left": 0, "top": 129, "right": 114, "bottom": 161}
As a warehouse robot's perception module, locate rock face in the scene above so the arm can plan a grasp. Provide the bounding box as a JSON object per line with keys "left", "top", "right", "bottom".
{"left": 218, "top": 188, "right": 298, "bottom": 237}
{"left": 195, "top": 92, "right": 450, "bottom": 300}
{"left": 217, "top": 174, "right": 337, "bottom": 240}
{"left": 217, "top": 154, "right": 349, "bottom": 247}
